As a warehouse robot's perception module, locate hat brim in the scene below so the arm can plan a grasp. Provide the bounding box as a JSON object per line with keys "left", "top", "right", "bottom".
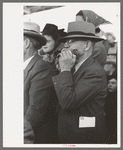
{"left": 106, "top": 60, "right": 116, "bottom": 65}
{"left": 58, "top": 34, "right": 104, "bottom": 43}
{"left": 24, "top": 30, "right": 46, "bottom": 48}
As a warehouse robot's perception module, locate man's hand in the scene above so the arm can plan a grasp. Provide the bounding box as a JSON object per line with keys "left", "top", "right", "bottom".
{"left": 59, "top": 50, "right": 76, "bottom": 72}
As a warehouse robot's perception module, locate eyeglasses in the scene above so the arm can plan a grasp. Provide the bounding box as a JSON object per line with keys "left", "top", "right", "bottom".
{"left": 64, "top": 39, "right": 77, "bottom": 45}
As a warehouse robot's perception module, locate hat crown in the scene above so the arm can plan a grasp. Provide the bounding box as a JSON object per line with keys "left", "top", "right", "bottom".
{"left": 24, "top": 22, "right": 40, "bottom": 33}
{"left": 67, "top": 21, "right": 95, "bottom": 35}
{"left": 42, "top": 23, "right": 58, "bottom": 33}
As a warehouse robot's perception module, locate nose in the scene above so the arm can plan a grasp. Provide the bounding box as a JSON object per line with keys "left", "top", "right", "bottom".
{"left": 108, "top": 83, "right": 112, "bottom": 87}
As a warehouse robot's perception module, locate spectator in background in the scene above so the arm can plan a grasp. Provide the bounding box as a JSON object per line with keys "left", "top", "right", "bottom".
{"left": 104, "top": 59, "right": 116, "bottom": 78}
{"left": 103, "top": 32, "right": 117, "bottom": 54}
{"left": 93, "top": 27, "right": 107, "bottom": 67}
{"left": 24, "top": 22, "right": 58, "bottom": 144}
{"left": 39, "top": 23, "right": 66, "bottom": 71}
{"left": 76, "top": 12, "right": 107, "bottom": 67}
{"left": 105, "top": 72, "right": 117, "bottom": 144}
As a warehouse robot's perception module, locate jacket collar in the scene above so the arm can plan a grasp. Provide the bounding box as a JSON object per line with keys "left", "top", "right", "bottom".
{"left": 24, "top": 54, "right": 41, "bottom": 81}
{"left": 73, "top": 55, "right": 95, "bottom": 79}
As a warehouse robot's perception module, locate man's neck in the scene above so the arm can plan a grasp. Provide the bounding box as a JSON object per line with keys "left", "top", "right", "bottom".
{"left": 76, "top": 53, "right": 91, "bottom": 65}
{"left": 24, "top": 50, "right": 37, "bottom": 62}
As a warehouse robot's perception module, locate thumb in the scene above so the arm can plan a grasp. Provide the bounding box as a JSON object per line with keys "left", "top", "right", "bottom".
{"left": 73, "top": 54, "right": 76, "bottom": 60}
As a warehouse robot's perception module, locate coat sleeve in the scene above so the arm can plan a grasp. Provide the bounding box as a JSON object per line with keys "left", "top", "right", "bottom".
{"left": 52, "top": 70, "right": 106, "bottom": 111}
{"left": 25, "top": 66, "right": 53, "bottom": 129}
{"left": 24, "top": 118, "right": 35, "bottom": 144}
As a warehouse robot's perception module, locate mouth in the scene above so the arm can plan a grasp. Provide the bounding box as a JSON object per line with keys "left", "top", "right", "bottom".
{"left": 108, "top": 88, "right": 113, "bottom": 91}
{"left": 43, "top": 47, "right": 48, "bottom": 49}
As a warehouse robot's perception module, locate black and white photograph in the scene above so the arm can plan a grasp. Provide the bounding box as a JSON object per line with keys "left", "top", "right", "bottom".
{"left": 3, "top": 2, "right": 121, "bottom": 148}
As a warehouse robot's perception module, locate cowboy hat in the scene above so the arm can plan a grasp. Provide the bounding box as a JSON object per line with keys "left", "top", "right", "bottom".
{"left": 58, "top": 21, "right": 104, "bottom": 43}
{"left": 24, "top": 22, "right": 46, "bottom": 48}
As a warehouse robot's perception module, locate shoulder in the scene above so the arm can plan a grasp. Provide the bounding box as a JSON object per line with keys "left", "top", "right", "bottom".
{"left": 30, "top": 56, "right": 56, "bottom": 78}
{"left": 86, "top": 59, "right": 106, "bottom": 78}
{"left": 34, "top": 56, "right": 53, "bottom": 71}
{"left": 94, "top": 41, "right": 106, "bottom": 52}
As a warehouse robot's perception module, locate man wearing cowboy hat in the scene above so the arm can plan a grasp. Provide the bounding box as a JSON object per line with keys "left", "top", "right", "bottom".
{"left": 24, "top": 22, "right": 58, "bottom": 143}
{"left": 52, "top": 21, "right": 108, "bottom": 143}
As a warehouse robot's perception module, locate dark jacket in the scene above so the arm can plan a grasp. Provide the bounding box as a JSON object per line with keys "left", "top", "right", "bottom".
{"left": 92, "top": 41, "right": 107, "bottom": 67}
{"left": 24, "top": 119, "right": 35, "bottom": 144}
{"left": 52, "top": 56, "right": 108, "bottom": 143}
{"left": 24, "top": 54, "right": 58, "bottom": 143}
{"left": 105, "top": 91, "right": 117, "bottom": 143}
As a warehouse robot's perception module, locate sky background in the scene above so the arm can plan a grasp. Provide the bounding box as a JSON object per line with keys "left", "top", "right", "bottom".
{"left": 23, "top": 3, "right": 120, "bottom": 41}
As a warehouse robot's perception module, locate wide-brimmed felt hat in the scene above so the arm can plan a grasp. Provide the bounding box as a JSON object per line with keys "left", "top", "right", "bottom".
{"left": 41, "top": 23, "right": 67, "bottom": 37}
{"left": 58, "top": 21, "right": 104, "bottom": 43}
{"left": 24, "top": 22, "right": 46, "bottom": 48}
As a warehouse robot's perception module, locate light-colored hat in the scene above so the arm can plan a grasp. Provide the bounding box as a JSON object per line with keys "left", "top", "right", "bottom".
{"left": 105, "top": 32, "right": 116, "bottom": 40}
{"left": 24, "top": 22, "right": 46, "bottom": 48}
{"left": 58, "top": 21, "right": 104, "bottom": 42}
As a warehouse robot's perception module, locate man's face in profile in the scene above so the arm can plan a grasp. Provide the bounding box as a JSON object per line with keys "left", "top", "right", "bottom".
{"left": 63, "top": 38, "right": 87, "bottom": 57}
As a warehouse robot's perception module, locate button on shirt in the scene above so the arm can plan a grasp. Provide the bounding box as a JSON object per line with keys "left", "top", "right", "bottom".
{"left": 23, "top": 56, "right": 34, "bottom": 70}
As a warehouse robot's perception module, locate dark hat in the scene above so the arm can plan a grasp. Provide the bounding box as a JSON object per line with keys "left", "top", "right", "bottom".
{"left": 58, "top": 21, "right": 104, "bottom": 43}
{"left": 42, "top": 23, "right": 67, "bottom": 37}
{"left": 107, "top": 71, "right": 117, "bottom": 81}
{"left": 24, "top": 22, "right": 46, "bottom": 48}
{"left": 105, "top": 58, "right": 116, "bottom": 68}
{"left": 42, "top": 23, "right": 58, "bottom": 33}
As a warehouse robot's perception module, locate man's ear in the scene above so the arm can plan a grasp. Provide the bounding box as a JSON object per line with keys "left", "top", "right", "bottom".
{"left": 24, "top": 38, "right": 30, "bottom": 49}
{"left": 84, "top": 40, "right": 91, "bottom": 51}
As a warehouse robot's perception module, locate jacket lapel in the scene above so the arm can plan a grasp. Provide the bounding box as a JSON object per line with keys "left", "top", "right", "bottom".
{"left": 24, "top": 54, "right": 41, "bottom": 81}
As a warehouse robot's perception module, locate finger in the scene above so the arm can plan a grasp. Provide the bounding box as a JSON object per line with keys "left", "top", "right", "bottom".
{"left": 67, "top": 50, "right": 73, "bottom": 57}
{"left": 61, "top": 48, "right": 67, "bottom": 52}
{"left": 72, "top": 54, "right": 77, "bottom": 60}
{"left": 59, "top": 52, "right": 64, "bottom": 58}
{"left": 65, "top": 50, "right": 73, "bottom": 59}
{"left": 61, "top": 50, "right": 67, "bottom": 58}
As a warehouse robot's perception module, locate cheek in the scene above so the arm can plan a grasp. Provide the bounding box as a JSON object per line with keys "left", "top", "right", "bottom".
{"left": 113, "top": 85, "right": 117, "bottom": 90}
{"left": 50, "top": 41, "right": 55, "bottom": 48}
{"left": 70, "top": 43, "right": 84, "bottom": 54}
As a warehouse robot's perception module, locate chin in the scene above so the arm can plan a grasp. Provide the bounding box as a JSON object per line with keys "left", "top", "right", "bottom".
{"left": 43, "top": 49, "right": 50, "bottom": 53}
{"left": 108, "top": 89, "right": 114, "bottom": 93}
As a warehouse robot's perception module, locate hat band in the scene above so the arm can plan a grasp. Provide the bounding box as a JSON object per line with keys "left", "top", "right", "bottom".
{"left": 24, "top": 29, "right": 39, "bottom": 34}
{"left": 67, "top": 31, "right": 95, "bottom": 37}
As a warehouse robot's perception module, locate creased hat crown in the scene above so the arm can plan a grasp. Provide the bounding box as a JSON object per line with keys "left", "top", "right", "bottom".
{"left": 58, "top": 21, "right": 104, "bottom": 42}
{"left": 24, "top": 22, "right": 40, "bottom": 33}
{"left": 23, "top": 22, "right": 46, "bottom": 48}
{"left": 68, "top": 21, "right": 95, "bottom": 35}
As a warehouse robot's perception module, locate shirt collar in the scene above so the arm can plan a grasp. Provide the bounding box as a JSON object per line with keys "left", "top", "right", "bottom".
{"left": 74, "top": 57, "right": 88, "bottom": 74}
{"left": 23, "top": 56, "right": 34, "bottom": 70}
